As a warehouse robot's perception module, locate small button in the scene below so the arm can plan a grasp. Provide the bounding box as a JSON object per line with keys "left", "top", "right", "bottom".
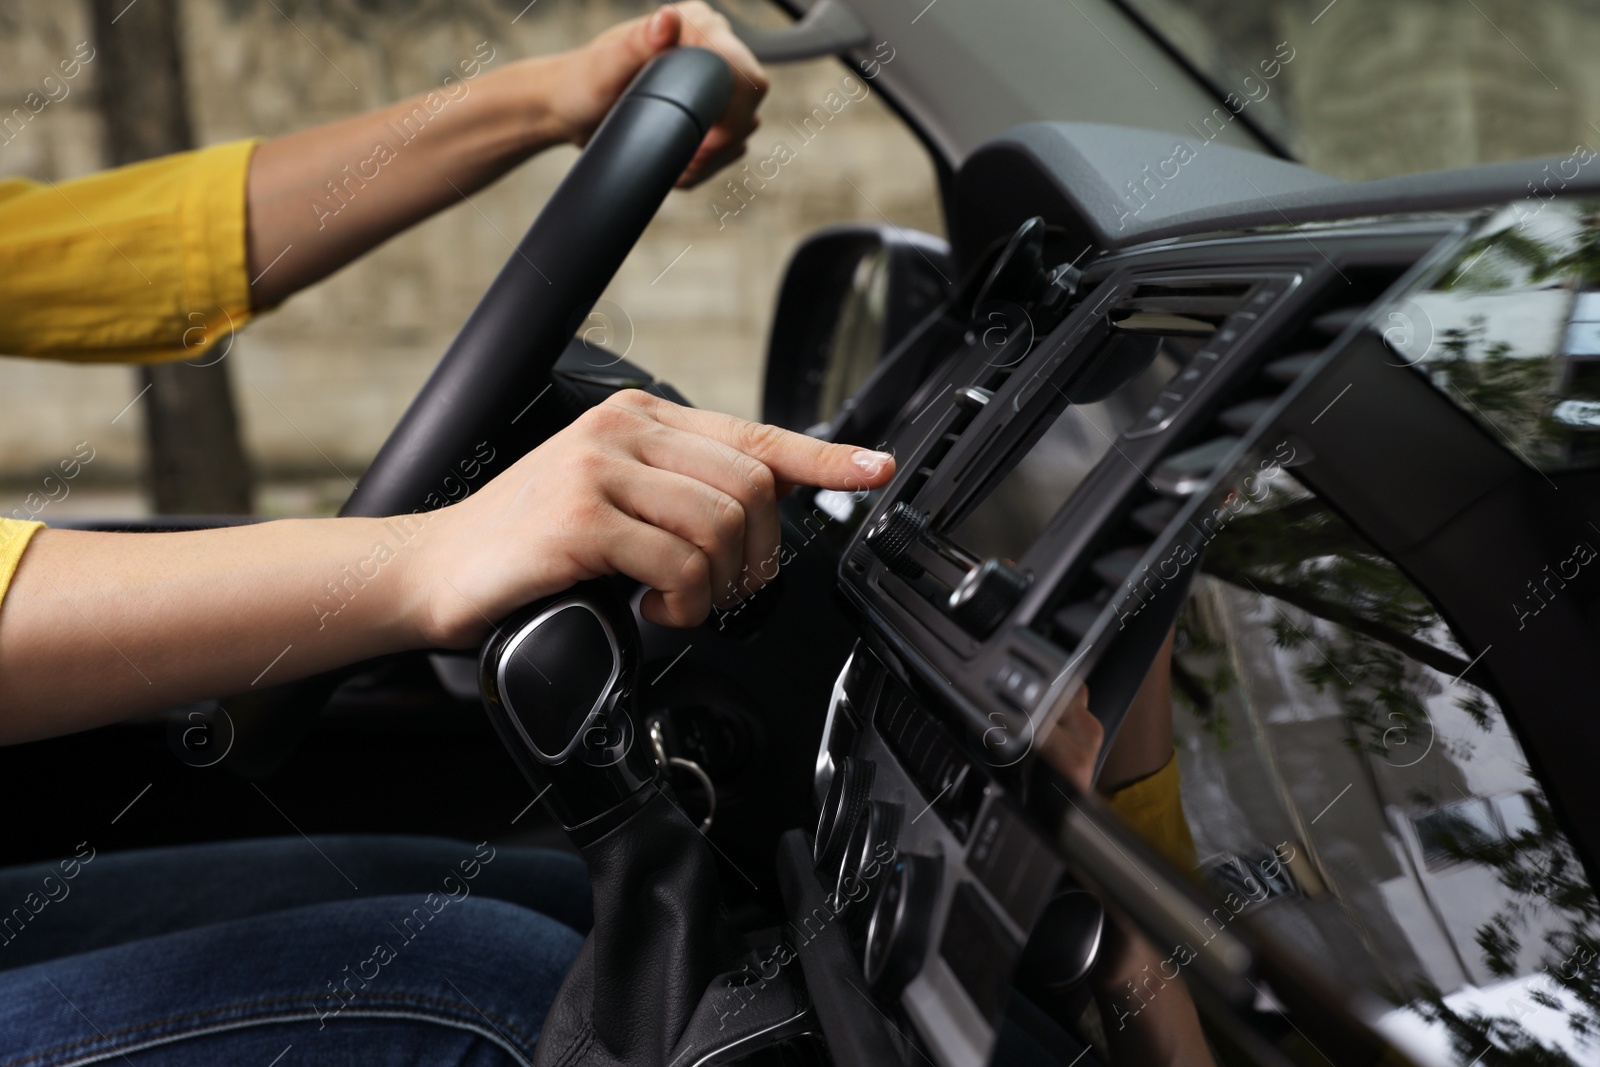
{"left": 991, "top": 660, "right": 1043, "bottom": 711}
{"left": 1125, "top": 406, "right": 1169, "bottom": 439}
{"left": 955, "top": 386, "right": 993, "bottom": 411}
{"left": 1251, "top": 288, "right": 1280, "bottom": 307}
{"left": 1214, "top": 312, "right": 1258, "bottom": 346}
{"left": 1127, "top": 387, "right": 1196, "bottom": 439}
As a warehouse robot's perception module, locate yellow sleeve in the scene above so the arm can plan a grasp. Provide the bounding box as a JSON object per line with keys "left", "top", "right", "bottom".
{"left": 1103, "top": 752, "right": 1198, "bottom": 870}
{"left": 0, "top": 520, "right": 43, "bottom": 612}
{"left": 0, "top": 139, "right": 260, "bottom": 364}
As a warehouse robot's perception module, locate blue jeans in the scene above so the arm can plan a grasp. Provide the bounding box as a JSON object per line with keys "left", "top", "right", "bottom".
{"left": 0, "top": 836, "right": 591, "bottom": 1066}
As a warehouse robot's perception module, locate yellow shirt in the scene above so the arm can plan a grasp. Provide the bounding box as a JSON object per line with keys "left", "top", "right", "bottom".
{"left": 0, "top": 138, "right": 259, "bottom": 603}
{"left": 1102, "top": 752, "right": 1198, "bottom": 869}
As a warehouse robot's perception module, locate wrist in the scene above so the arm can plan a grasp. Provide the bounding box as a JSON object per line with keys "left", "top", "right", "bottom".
{"left": 481, "top": 54, "right": 577, "bottom": 154}
{"left": 388, "top": 504, "right": 496, "bottom": 651}
{"left": 454, "top": 53, "right": 572, "bottom": 161}
{"left": 305, "top": 516, "right": 432, "bottom": 652}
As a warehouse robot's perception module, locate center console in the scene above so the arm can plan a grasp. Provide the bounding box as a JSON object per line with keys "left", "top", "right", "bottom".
{"left": 779, "top": 214, "right": 1471, "bottom": 1067}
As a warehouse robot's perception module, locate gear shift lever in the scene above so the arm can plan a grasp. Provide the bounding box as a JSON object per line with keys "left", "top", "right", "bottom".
{"left": 481, "top": 582, "right": 808, "bottom": 1067}
{"left": 480, "top": 579, "right": 658, "bottom": 835}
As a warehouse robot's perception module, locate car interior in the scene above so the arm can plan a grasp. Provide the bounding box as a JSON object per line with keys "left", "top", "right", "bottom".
{"left": 6, "top": 1, "right": 1600, "bottom": 1065}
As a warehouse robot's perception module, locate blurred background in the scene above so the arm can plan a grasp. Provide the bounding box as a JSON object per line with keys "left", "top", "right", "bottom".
{"left": 1126, "top": 0, "right": 1600, "bottom": 179}
{"left": 0, "top": 0, "right": 942, "bottom": 517}
{"left": 4, "top": 0, "right": 1599, "bottom": 519}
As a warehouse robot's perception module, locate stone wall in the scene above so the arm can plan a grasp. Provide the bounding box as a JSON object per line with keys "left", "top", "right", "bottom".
{"left": 10, "top": 0, "right": 1600, "bottom": 509}
{"left": 1130, "top": 0, "right": 1600, "bottom": 180}
{"left": 0, "top": 0, "right": 943, "bottom": 505}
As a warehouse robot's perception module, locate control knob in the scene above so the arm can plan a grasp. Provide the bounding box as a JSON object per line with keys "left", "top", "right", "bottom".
{"left": 864, "top": 502, "right": 930, "bottom": 579}
{"left": 948, "top": 557, "right": 1032, "bottom": 637}
{"left": 815, "top": 756, "right": 874, "bottom": 875}
{"left": 835, "top": 800, "right": 900, "bottom": 925}
{"left": 863, "top": 852, "right": 941, "bottom": 998}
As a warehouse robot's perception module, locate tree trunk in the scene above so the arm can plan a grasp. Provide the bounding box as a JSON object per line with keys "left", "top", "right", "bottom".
{"left": 89, "top": 0, "right": 254, "bottom": 515}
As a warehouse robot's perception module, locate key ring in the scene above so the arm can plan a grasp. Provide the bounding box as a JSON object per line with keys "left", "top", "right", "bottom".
{"left": 650, "top": 720, "right": 716, "bottom": 832}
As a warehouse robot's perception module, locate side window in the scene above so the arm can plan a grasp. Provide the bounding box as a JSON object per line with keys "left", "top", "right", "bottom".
{"left": 1157, "top": 453, "right": 1598, "bottom": 1062}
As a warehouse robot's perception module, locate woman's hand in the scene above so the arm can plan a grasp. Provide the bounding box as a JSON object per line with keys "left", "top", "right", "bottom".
{"left": 1040, "top": 683, "right": 1104, "bottom": 792}
{"left": 246, "top": 3, "right": 765, "bottom": 305}
{"left": 547, "top": 2, "right": 768, "bottom": 187}
{"left": 0, "top": 393, "right": 891, "bottom": 739}
{"left": 407, "top": 390, "right": 893, "bottom": 646}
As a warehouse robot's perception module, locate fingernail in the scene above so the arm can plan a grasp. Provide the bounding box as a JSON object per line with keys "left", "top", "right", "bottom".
{"left": 851, "top": 450, "right": 893, "bottom": 478}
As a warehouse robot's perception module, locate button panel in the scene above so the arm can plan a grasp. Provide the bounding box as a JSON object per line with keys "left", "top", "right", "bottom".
{"left": 989, "top": 658, "right": 1045, "bottom": 710}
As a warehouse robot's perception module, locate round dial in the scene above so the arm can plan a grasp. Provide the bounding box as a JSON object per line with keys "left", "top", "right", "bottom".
{"left": 835, "top": 800, "right": 900, "bottom": 924}
{"left": 815, "top": 756, "right": 873, "bottom": 875}
{"left": 864, "top": 851, "right": 941, "bottom": 997}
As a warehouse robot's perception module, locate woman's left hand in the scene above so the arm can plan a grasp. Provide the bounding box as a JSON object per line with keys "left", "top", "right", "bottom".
{"left": 549, "top": 2, "right": 768, "bottom": 187}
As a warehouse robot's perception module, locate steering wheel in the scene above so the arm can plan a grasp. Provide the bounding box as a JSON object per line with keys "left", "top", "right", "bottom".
{"left": 222, "top": 49, "right": 732, "bottom": 778}
{"left": 340, "top": 47, "right": 733, "bottom": 519}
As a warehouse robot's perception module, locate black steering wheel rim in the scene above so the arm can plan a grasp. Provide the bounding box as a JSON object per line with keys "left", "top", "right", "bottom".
{"left": 339, "top": 47, "right": 734, "bottom": 521}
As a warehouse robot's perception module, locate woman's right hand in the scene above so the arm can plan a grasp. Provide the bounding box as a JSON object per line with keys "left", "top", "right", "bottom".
{"left": 406, "top": 390, "right": 895, "bottom": 647}
{"left": 0, "top": 391, "right": 892, "bottom": 741}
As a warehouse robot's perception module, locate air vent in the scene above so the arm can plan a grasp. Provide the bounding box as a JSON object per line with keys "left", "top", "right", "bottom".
{"left": 1130, "top": 497, "right": 1181, "bottom": 535}
{"left": 1110, "top": 310, "right": 1216, "bottom": 336}
{"left": 1152, "top": 437, "right": 1241, "bottom": 497}
{"left": 1128, "top": 280, "right": 1255, "bottom": 302}
{"left": 1218, "top": 397, "right": 1276, "bottom": 434}
{"left": 1107, "top": 279, "right": 1256, "bottom": 337}
{"left": 900, "top": 385, "right": 992, "bottom": 500}
{"left": 1263, "top": 352, "right": 1319, "bottom": 384}
{"left": 1035, "top": 266, "right": 1409, "bottom": 657}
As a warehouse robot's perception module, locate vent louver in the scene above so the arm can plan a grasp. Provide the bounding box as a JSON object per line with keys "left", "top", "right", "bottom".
{"left": 1039, "top": 268, "right": 1407, "bottom": 651}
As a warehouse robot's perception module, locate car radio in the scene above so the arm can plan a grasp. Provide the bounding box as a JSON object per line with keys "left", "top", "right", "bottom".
{"left": 840, "top": 261, "right": 1307, "bottom": 766}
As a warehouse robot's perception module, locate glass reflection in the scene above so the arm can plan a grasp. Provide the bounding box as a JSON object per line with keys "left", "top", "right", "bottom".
{"left": 1153, "top": 449, "right": 1600, "bottom": 1063}
{"left": 1397, "top": 200, "right": 1600, "bottom": 471}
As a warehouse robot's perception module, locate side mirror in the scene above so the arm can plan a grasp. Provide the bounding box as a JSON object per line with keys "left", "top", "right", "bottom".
{"left": 762, "top": 225, "right": 953, "bottom": 433}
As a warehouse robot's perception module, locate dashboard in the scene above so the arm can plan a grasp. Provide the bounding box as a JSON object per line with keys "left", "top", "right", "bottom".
{"left": 766, "top": 132, "right": 1600, "bottom": 1067}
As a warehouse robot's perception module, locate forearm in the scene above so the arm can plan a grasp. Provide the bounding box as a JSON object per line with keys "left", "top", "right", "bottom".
{"left": 243, "top": 3, "right": 768, "bottom": 306}
{"left": 0, "top": 520, "right": 429, "bottom": 742}
{"left": 246, "top": 54, "right": 568, "bottom": 307}
{"left": 0, "top": 393, "right": 895, "bottom": 747}
{"left": 1098, "top": 627, "right": 1176, "bottom": 792}
{"left": 1091, "top": 917, "right": 1217, "bottom": 1067}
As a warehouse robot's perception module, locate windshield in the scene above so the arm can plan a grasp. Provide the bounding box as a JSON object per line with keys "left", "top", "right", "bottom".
{"left": 1119, "top": 0, "right": 1599, "bottom": 181}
